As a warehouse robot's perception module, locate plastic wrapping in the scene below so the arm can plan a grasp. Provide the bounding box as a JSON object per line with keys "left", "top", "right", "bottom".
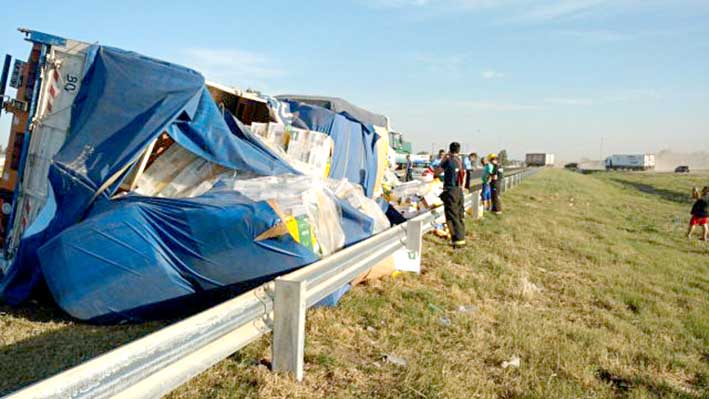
{"left": 387, "top": 179, "right": 444, "bottom": 219}
{"left": 250, "top": 122, "right": 333, "bottom": 178}
{"left": 222, "top": 175, "right": 346, "bottom": 256}
{"left": 134, "top": 144, "right": 230, "bottom": 198}
{"left": 328, "top": 179, "right": 390, "bottom": 233}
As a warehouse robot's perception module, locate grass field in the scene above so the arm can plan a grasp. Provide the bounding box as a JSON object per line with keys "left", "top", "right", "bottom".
{"left": 2, "top": 169, "right": 708, "bottom": 398}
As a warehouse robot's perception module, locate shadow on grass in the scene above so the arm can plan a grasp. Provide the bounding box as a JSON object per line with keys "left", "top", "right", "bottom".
{"left": 596, "top": 368, "right": 702, "bottom": 399}
{"left": 0, "top": 302, "right": 165, "bottom": 395}
{"left": 609, "top": 177, "right": 689, "bottom": 204}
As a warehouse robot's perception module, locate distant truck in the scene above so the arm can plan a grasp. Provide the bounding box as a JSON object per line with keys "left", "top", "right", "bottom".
{"left": 525, "top": 153, "right": 555, "bottom": 167}
{"left": 605, "top": 154, "right": 656, "bottom": 171}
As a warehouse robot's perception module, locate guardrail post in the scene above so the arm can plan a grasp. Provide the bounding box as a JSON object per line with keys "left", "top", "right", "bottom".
{"left": 406, "top": 219, "right": 423, "bottom": 254}
{"left": 273, "top": 278, "right": 307, "bottom": 381}
{"left": 472, "top": 190, "right": 483, "bottom": 219}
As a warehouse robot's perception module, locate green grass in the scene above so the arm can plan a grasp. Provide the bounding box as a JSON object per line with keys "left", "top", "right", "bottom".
{"left": 1, "top": 169, "right": 707, "bottom": 398}
{"left": 168, "top": 169, "right": 708, "bottom": 398}
{"left": 0, "top": 302, "right": 164, "bottom": 395}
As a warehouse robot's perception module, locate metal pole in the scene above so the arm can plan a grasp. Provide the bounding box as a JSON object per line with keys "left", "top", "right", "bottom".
{"left": 272, "top": 278, "right": 307, "bottom": 381}
{"left": 0, "top": 54, "right": 11, "bottom": 100}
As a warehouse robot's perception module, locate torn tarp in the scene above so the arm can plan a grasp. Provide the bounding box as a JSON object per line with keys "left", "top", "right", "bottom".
{"left": 39, "top": 191, "right": 319, "bottom": 322}
{"left": 0, "top": 44, "right": 383, "bottom": 322}
{"left": 277, "top": 100, "right": 380, "bottom": 197}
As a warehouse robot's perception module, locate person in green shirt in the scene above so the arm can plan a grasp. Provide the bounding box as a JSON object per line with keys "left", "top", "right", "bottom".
{"left": 480, "top": 157, "right": 493, "bottom": 210}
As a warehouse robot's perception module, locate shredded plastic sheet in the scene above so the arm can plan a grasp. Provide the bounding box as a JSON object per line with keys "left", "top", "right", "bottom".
{"left": 221, "top": 175, "right": 346, "bottom": 256}
{"left": 328, "top": 179, "right": 390, "bottom": 234}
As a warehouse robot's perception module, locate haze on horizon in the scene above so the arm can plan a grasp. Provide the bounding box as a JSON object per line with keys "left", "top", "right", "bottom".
{"left": 1, "top": 0, "right": 707, "bottom": 163}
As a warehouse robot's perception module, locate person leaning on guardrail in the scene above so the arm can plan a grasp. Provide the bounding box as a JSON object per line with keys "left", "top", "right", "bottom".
{"left": 435, "top": 142, "right": 466, "bottom": 248}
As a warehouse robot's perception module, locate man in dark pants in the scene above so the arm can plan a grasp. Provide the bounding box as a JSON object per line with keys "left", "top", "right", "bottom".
{"left": 405, "top": 154, "right": 414, "bottom": 182}
{"left": 489, "top": 154, "right": 503, "bottom": 214}
{"left": 436, "top": 142, "right": 466, "bottom": 248}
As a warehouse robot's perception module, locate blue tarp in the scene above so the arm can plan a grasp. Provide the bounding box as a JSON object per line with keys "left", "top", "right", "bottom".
{"left": 0, "top": 45, "right": 379, "bottom": 322}
{"left": 279, "top": 100, "right": 380, "bottom": 197}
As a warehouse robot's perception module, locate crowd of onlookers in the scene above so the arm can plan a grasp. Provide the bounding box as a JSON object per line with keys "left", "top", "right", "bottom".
{"left": 403, "top": 143, "right": 506, "bottom": 248}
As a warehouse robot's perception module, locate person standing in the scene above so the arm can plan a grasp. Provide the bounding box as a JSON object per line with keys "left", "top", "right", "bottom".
{"left": 688, "top": 186, "right": 709, "bottom": 240}
{"left": 405, "top": 154, "right": 414, "bottom": 182}
{"left": 435, "top": 142, "right": 466, "bottom": 248}
{"left": 480, "top": 157, "right": 492, "bottom": 210}
{"left": 464, "top": 152, "right": 478, "bottom": 192}
{"left": 489, "top": 154, "right": 503, "bottom": 214}
{"left": 431, "top": 149, "right": 446, "bottom": 168}
{"left": 463, "top": 152, "right": 472, "bottom": 191}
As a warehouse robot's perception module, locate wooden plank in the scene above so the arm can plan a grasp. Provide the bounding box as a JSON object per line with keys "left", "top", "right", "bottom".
{"left": 119, "top": 138, "right": 156, "bottom": 191}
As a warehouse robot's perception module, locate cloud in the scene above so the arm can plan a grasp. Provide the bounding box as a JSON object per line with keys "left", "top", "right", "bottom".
{"left": 557, "top": 29, "right": 635, "bottom": 43}
{"left": 544, "top": 97, "right": 593, "bottom": 106}
{"left": 481, "top": 69, "right": 504, "bottom": 79}
{"left": 365, "top": 0, "right": 501, "bottom": 9}
{"left": 602, "top": 89, "right": 661, "bottom": 102}
{"left": 367, "top": 0, "right": 431, "bottom": 6}
{"left": 456, "top": 100, "right": 540, "bottom": 111}
{"left": 179, "top": 48, "right": 285, "bottom": 87}
{"left": 362, "top": 0, "right": 617, "bottom": 24}
{"left": 411, "top": 52, "right": 470, "bottom": 76}
{"left": 505, "top": 0, "right": 610, "bottom": 23}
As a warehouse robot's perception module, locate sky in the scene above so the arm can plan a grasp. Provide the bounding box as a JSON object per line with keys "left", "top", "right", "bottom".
{"left": 1, "top": 0, "right": 708, "bottom": 162}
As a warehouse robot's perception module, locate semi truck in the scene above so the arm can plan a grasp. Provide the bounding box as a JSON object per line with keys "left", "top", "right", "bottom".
{"left": 525, "top": 153, "right": 555, "bottom": 167}
{"left": 0, "top": 29, "right": 272, "bottom": 260}
{"left": 604, "top": 154, "right": 655, "bottom": 171}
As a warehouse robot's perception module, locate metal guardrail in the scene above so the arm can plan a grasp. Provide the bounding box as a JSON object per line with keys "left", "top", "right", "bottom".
{"left": 5, "top": 168, "right": 539, "bottom": 399}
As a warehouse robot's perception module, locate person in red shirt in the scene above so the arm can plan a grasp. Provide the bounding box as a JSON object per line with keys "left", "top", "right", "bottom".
{"left": 688, "top": 186, "right": 708, "bottom": 240}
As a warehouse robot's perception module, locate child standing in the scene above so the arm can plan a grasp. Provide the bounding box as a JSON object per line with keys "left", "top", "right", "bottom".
{"left": 688, "top": 186, "right": 708, "bottom": 240}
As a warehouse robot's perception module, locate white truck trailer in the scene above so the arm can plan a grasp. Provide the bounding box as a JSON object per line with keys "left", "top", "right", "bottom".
{"left": 604, "top": 154, "right": 655, "bottom": 171}
{"left": 525, "top": 153, "right": 555, "bottom": 167}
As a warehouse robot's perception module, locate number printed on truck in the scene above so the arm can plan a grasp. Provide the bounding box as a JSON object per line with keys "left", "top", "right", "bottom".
{"left": 64, "top": 74, "right": 78, "bottom": 92}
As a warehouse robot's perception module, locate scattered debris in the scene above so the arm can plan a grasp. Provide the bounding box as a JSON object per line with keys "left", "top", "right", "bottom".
{"left": 366, "top": 326, "right": 377, "bottom": 333}
{"left": 520, "top": 276, "right": 542, "bottom": 298}
{"left": 439, "top": 316, "right": 451, "bottom": 327}
{"left": 501, "top": 355, "right": 520, "bottom": 369}
{"left": 383, "top": 354, "right": 408, "bottom": 368}
{"left": 456, "top": 305, "right": 477, "bottom": 314}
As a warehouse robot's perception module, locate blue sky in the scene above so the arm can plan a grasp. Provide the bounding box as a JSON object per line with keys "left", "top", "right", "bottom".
{"left": 1, "top": 0, "right": 707, "bottom": 161}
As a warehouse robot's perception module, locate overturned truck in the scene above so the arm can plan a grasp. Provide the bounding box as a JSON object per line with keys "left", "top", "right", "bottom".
{"left": 0, "top": 30, "right": 394, "bottom": 323}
